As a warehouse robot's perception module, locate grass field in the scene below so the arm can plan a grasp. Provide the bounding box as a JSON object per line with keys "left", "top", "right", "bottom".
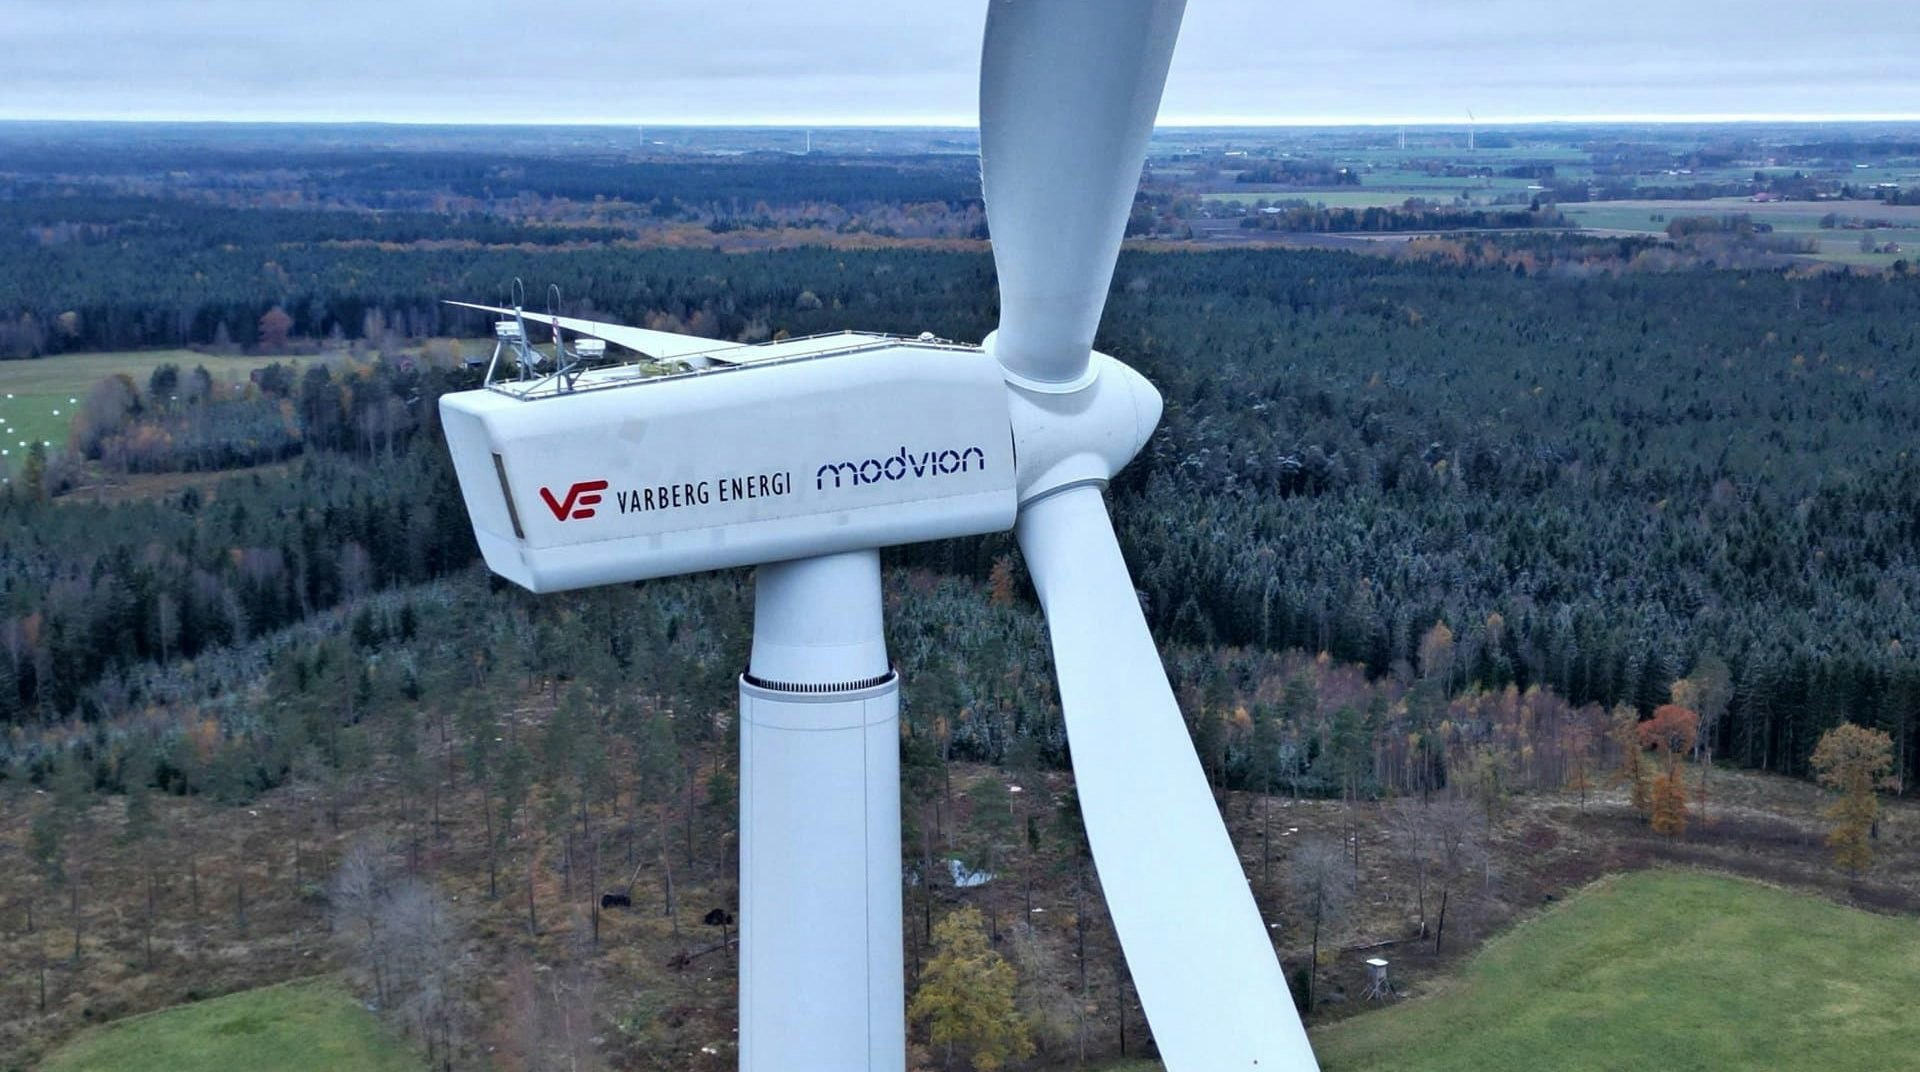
{"left": 0, "top": 350, "right": 268, "bottom": 461}
{"left": 39, "top": 977, "right": 420, "bottom": 1072}
{"left": 1065, "top": 870, "right": 1920, "bottom": 1072}
{"left": 1311, "top": 870, "right": 1920, "bottom": 1072}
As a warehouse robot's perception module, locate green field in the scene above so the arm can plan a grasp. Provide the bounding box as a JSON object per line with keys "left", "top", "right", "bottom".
{"left": 0, "top": 349, "right": 270, "bottom": 462}
{"left": 38, "top": 977, "right": 420, "bottom": 1072}
{"left": 1312, "top": 871, "right": 1920, "bottom": 1072}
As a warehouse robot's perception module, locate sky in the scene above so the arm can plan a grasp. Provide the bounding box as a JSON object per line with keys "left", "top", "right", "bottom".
{"left": 2, "top": 0, "right": 1916, "bottom": 126}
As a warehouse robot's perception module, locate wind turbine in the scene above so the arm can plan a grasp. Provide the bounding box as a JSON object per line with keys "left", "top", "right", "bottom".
{"left": 436, "top": 2, "right": 1319, "bottom": 1070}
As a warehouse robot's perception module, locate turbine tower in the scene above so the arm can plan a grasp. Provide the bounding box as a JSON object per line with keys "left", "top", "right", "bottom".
{"left": 436, "top": 3, "right": 1319, "bottom": 1070}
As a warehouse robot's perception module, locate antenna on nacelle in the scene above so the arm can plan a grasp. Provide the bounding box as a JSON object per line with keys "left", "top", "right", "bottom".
{"left": 540, "top": 284, "right": 609, "bottom": 392}
{"left": 484, "top": 278, "right": 548, "bottom": 387}
{"left": 546, "top": 284, "right": 577, "bottom": 390}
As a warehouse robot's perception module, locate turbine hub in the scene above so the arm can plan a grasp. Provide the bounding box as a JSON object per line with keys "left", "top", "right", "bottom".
{"left": 1002, "top": 350, "right": 1163, "bottom": 506}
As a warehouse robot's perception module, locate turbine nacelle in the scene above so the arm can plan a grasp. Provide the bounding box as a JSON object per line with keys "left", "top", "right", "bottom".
{"left": 438, "top": 332, "right": 1163, "bottom": 593}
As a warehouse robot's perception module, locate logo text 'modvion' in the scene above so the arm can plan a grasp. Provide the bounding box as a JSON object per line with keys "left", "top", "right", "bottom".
{"left": 816, "top": 445, "right": 987, "bottom": 491}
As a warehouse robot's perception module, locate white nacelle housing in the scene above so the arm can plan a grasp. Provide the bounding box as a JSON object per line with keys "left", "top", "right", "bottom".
{"left": 441, "top": 340, "right": 1018, "bottom": 592}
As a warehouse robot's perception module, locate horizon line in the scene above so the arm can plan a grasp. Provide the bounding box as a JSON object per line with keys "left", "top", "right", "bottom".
{"left": 4, "top": 112, "right": 1920, "bottom": 129}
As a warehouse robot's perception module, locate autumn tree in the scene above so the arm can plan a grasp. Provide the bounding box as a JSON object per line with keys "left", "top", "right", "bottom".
{"left": 1639, "top": 705, "right": 1698, "bottom": 837}
{"left": 258, "top": 306, "right": 294, "bottom": 352}
{"left": 1809, "top": 723, "right": 1896, "bottom": 875}
{"left": 1639, "top": 704, "right": 1699, "bottom": 757}
{"left": 1649, "top": 768, "right": 1690, "bottom": 837}
{"left": 1609, "top": 705, "right": 1651, "bottom": 817}
{"left": 379, "top": 878, "right": 465, "bottom": 1067}
{"left": 910, "top": 907, "right": 1033, "bottom": 1071}
{"left": 987, "top": 556, "right": 1018, "bottom": 607}
{"left": 1418, "top": 620, "right": 1456, "bottom": 692}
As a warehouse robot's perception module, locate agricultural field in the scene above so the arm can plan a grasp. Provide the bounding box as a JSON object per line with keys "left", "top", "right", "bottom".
{"left": 1206, "top": 168, "right": 1546, "bottom": 211}
{"left": 1310, "top": 871, "right": 1920, "bottom": 1072}
{"left": 1204, "top": 189, "right": 1418, "bottom": 209}
{"left": 1562, "top": 198, "right": 1920, "bottom": 267}
{"left": 1181, "top": 134, "right": 1920, "bottom": 262}
{"left": 0, "top": 350, "right": 267, "bottom": 462}
{"left": 38, "top": 977, "right": 420, "bottom": 1072}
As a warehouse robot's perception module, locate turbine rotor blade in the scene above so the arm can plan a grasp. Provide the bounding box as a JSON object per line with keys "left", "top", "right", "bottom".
{"left": 980, "top": 0, "right": 1185, "bottom": 387}
{"left": 442, "top": 301, "right": 743, "bottom": 363}
{"left": 1017, "top": 485, "right": 1320, "bottom": 1072}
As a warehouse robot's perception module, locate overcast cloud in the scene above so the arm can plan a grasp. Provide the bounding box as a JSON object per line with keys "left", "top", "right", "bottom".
{"left": 2, "top": 0, "right": 1914, "bottom": 125}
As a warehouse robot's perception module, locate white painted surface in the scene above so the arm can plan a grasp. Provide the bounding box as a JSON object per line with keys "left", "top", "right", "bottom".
{"left": 1017, "top": 485, "right": 1320, "bottom": 1072}
{"left": 439, "top": 344, "right": 1018, "bottom": 592}
{"left": 979, "top": 0, "right": 1186, "bottom": 388}
{"left": 1004, "top": 351, "right": 1162, "bottom": 504}
{"left": 740, "top": 552, "right": 903, "bottom": 1072}
{"left": 749, "top": 552, "right": 889, "bottom": 684}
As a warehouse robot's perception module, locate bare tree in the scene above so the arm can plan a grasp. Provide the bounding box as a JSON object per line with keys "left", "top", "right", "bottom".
{"left": 1425, "top": 796, "right": 1487, "bottom": 955}
{"left": 1386, "top": 798, "right": 1434, "bottom": 938}
{"left": 1673, "top": 654, "right": 1732, "bottom": 820}
{"left": 1286, "top": 837, "right": 1352, "bottom": 1013}
{"left": 330, "top": 836, "right": 397, "bottom": 1005}
{"left": 499, "top": 948, "right": 605, "bottom": 1072}
{"left": 1006, "top": 924, "right": 1078, "bottom": 1061}
{"left": 329, "top": 837, "right": 468, "bottom": 1070}
{"left": 380, "top": 878, "right": 464, "bottom": 1070}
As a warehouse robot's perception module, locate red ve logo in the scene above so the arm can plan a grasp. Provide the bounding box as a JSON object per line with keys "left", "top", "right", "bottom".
{"left": 539, "top": 480, "right": 609, "bottom": 521}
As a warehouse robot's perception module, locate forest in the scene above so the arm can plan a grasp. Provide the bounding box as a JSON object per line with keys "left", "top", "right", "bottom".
{"left": 1, "top": 127, "right": 1918, "bottom": 1070}
{"left": 5, "top": 234, "right": 1917, "bottom": 784}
